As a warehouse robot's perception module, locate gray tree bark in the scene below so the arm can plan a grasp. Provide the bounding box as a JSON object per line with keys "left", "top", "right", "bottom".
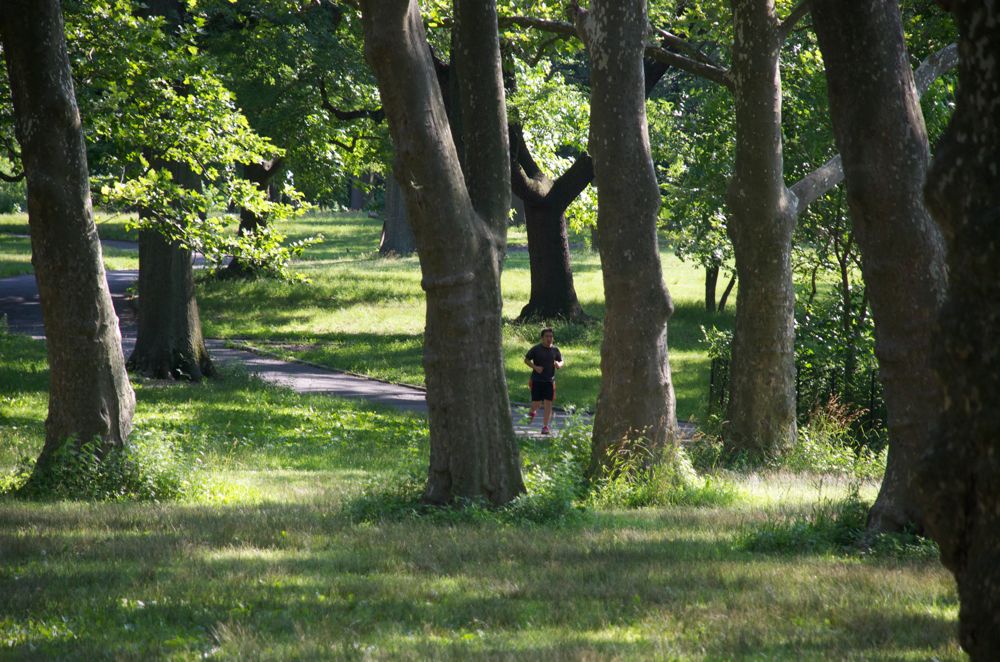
{"left": 378, "top": 172, "right": 416, "bottom": 256}
{"left": 724, "top": 0, "right": 798, "bottom": 459}
{"left": 361, "top": 0, "right": 524, "bottom": 505}
{"left": 916, "top": 0, "right": 1000, "bottom": 656}
{"left": 0, "top": 0, "right": 135, "bottom": 476}
{"left": 573, "top": 0, "right": 678, "bottom": 474}
{"left": 812, "top": 0, "right": 948, "bottom": 534}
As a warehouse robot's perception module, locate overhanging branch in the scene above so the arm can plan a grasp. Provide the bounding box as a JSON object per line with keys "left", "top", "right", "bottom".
{"left": 778, "top": 0, "right": 812, "bottom": 42}
{"left": 789, "top": 41, "right": 959, "bottom": 216}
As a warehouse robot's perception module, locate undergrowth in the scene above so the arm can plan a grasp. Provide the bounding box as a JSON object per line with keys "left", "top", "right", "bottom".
{"left": 5, "top": 430, "right": 200, "bottom": 502}
{"left": 737, "top": 488, "right": 939, "bottom": 560}
{"left": 347, "top": 414, "right": 739, "bottom": 524}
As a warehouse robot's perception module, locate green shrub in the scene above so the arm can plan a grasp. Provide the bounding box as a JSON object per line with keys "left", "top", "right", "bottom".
{"left": 9, "top": 430, "right": 199, "bottom": 502}
{"left": 589, "top": 442, "right": 738, "bottom": 509}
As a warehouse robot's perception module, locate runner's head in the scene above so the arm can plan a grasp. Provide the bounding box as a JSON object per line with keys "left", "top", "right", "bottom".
{"left": 540, "top": 327, "right": 554, "bottom": 346}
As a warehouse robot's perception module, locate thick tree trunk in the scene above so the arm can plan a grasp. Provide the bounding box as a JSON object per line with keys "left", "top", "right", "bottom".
{"left": 0, "top": 0, "right": 135, "bottom": 474}
{"left": 128, "top": 228, "right": 213, "bottom": 380}
{"left": 916, "top": 1, "right": 1000, "bottom": 656}
{"left": 225, "top": 158, "right": 282, "bottom": 277}
{"left": 362, "top": 0, "right": 524, "bottom": 505}
{"left": 509, "top": 127, "right": 591, "bottom": 322}
{"left": 378, "top": 172, "right": 416, "bottom": 256}
{"left": 517, "top": 202, "right": 586, "bottom": 320}
{"left": 724, "top": 0, "right": 797, "bottom": 459}
{"left": 574, "top": 0, "right": 677, "bottom": 474}
{"left": 812, "top": 0, "right": 948, "bottom": 534}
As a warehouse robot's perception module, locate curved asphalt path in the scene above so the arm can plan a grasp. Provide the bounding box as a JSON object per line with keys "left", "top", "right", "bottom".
{"left": 0, "top": 238, "right": 574, "bottom": 436}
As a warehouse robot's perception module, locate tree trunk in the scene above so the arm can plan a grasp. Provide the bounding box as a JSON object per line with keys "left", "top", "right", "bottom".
{"left": 128, "top": 228, "right": 213, "bottom": 380}
{"left": 510, "top": 193, "right": 526, "bottom": 226}
{"left": 517, "top": 201, "right": 587, "bottom": 320}
{"left": 705, "top": 263, "right": 720, "bottom": 313}
{"left": 812, "top": 0, "right": 948, "bottom": 534}
{"left": 574, "top": 0, "right": 677, "bottom": 474}
{"left": 378, "top": 172, "right": 416, "bottom": 256}
{"left": 362, "top": 0, "right": 524, "bottom": 505}
{"left": 718, "top": 273, "right": 736, "bottom": 313}
{"left": 724, "top": 0, "right": 798, "bottom": 459}
{"left": 225, "top": 158, "right": 282, "bottom": 277}
{"left": 0, "top": 0, "right": 135, "bottom": 475}
{"left": 508, "top": 127, "right": 591, "bottom": 322}
{"left": 916, "top": 1, "right": 1000, "bottom": 656}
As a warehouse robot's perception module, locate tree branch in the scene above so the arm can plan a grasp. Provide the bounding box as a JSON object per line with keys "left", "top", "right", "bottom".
{"left": 499, "top": 13, "right": 733, "bottom": 90}
{"left": 508, "top": 124, "right": 550, "bottom": 204}
{"left": 547, "top": 152, "right": 594, "bottom": 211}
{"left": 0, "top": 169, "right": 25, "bottom": 183}
{"left": 790, "top": 41, "right": 959, "bottom": 216}
{"left": 317, "top": 77, "right": 385, "bottom": 123}
{"left": 914, "top": 42, "right": 958, "bottom": 96}
{"left": 778, "top": 0, "right": 812, "bottom": 42}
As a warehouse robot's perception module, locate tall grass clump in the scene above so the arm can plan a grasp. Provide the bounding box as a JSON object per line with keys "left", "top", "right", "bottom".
{"left": 780, "top": 397, "right": 886, "bottom": 480}
{"left": 588, "top": 439, "right": 738, "bottom": 509}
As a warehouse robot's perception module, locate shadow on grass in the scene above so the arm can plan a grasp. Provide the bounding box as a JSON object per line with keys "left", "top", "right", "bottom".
{"left": 0, "top": 498, "right": 958, "bottom": 659}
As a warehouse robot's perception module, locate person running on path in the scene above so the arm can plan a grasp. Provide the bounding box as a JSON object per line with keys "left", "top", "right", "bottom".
{"left": 524, "top": 327, "right": 563, "bottom": 435}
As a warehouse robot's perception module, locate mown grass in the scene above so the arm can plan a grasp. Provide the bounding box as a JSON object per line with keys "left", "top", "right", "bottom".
{"left": 0, "top": 233, "right": 137, "bottom": 278}
{"left": 194, "top": 212, "right": 731, "bottom": 421}
{"left": 0, "top": 210, "right": 727, "bottom": 419}
{"left": 0, "top": 330, "right": 960, "bottom": 659}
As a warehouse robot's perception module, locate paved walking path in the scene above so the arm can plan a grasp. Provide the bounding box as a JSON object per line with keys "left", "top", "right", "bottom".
{"left": 0, "top": 238, "right": 576, "bottom": 436}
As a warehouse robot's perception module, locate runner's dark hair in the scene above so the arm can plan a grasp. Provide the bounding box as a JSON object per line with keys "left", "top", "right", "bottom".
{"left": 540, "top": 327, "right": 554, "bottom": 338}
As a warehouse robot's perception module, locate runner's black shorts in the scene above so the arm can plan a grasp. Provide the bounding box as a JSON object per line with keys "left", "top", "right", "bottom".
{"left": 530, "top": 379, "right": 555, "bottom": 402}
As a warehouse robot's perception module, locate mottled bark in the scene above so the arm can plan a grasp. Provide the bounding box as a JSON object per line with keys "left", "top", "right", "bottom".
{"left": 127, "top": 228, "right": 213, "bottom": 381}
{"left": 225, "top": 158, "right": 282, "bottom": 277}
{"left": 378, "top": 172, "right": 416, "bottom": 256}
{"left": 813, "top": 0, "right": 948, "bottom": 534}
{"left": 916, "top": 0, "right": 1000, "bottom": 656}
{"left": 724, "top": 0, "right": 798, "bottom": 459}
{"left": 0, "top": 0, "right": 135, "bottom": 474}
{"left": 362, "top": 0, "right": 523, "bottom": 505}
{"left": 574, "top": 0, "right": 677, "bottom": 474}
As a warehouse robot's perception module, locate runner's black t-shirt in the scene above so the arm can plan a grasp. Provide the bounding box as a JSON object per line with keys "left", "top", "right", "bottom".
{"left": 526, "top": 344, "right": 562, "bottom": 382}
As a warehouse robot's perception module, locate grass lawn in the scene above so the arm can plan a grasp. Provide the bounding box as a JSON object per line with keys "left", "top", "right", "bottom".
{"left": 194, "top": 212, "right": 733, "bottom": 421}
{"left": 0, "top": 233, "right": 137, "bottom": 278}
{"left": 0, "top": 211, "right": 728, "bottom": 420}
{"left": 0, "top": 330, "right": 960, "bottom": 659}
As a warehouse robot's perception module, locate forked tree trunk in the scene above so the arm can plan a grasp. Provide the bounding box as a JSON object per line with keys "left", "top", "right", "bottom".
{"left": 128, "top": 228, "right": 213, "bottom": 380}
{"left": 509, "top": 126, "right": 590, "bottom": 321}
{"left": 0, "top": 0, "right": 135, "bottom": 475}
{"left": 812, "top": 0, "right": 948, "bottom": 534}
{"left": 724, "top": 0, "right": 798, "bottom": 459}
{"left": 574, "top": 0, "right": 677, "bottom": 474}
{"left": 362, "top": 0, "right": 524, "bottom": 505}
{"left": 226, "top": 158, "right": 282, "bottom": 277}
{"left": 916, "top": 0, "right": 1000, "bottom": 656}
{"left": 379, "top": 172, "right": 416, "bottom": 256}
